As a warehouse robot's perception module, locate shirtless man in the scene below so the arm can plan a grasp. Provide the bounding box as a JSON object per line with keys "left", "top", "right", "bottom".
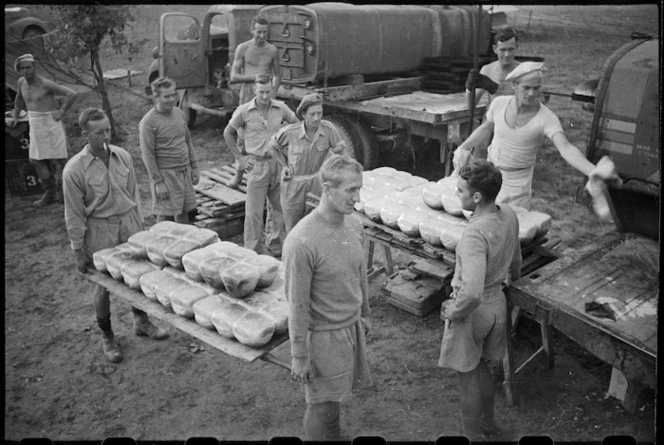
{"left": 226, "top": 15, "right": 282, "bottom": 188}
{"left": 9, "top": 53, "right": 78, "bottom": 206}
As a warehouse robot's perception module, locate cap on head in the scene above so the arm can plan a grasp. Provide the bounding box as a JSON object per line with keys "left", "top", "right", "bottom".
{"left": 14, "top": 53, "right": 35, "bottom": 71}
{"left": 505, "top": 61, "right": 547, "bottom": 83}
{"left": 296, "top": 93, "right": 323, "bottom": 118}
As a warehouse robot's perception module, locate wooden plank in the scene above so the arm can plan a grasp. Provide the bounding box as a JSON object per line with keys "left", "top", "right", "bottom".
{"left": 277, "top": 76, "right": 424, "bottom": 102}
{"left": 86, "top": 271, "right": 288, "bottom": 363}
{"left": 326, "top": 91, "right": 487, "bottom": 126}
{"left": 194, "top": 176, "right": 246, "bottom": 206}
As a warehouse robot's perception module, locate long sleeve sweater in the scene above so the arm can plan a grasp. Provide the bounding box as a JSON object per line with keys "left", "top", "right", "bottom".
{"left": 283, "top": 209, "right": 370, "bottom": 358}
{"left": 138, "top": 107, "right": 198, "bottom": 184}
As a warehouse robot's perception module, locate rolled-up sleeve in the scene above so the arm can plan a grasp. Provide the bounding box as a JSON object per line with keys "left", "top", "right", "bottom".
{"left": 328, "top": 125, "right": 346, "bottom": 154}
{"left": 269, "top": 126, "right": 289, "bottom": 156}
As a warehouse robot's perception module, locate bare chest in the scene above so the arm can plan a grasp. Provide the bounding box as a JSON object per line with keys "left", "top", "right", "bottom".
{"left": 21, "top": 82, "right": 56, "bottom": 112}
{"left": 243, "top": 47, "right": 275, "bottom": 75}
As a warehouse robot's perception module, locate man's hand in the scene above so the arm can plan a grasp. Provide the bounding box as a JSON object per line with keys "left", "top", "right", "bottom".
{"left": 74, "top": 248, "right": 88, "bottom": 273}
{"left": 191, "top": 168, "right": 199, "bottom": 185}
{"left": 52, "top": 109, "right": 64, "bottom": 121}
{"left": 452, "top": 146, "right": 473, "bottom": 174}
{"left": 291, "top": 356, "right": 312, "bottom": 384}
{"left": 237, "top": 155, "right": 254, "bottom": 172}
{"left": 8, "top": 116, "right": 18, "bottom": 127}
{"left": 282, "top": 166, "right": 293, "bottom": 181}
{"left": 440, "top": 299, "right": 455, "bottom": 321}
{"left": 155, "top": 181, "right": 169, "bottom": 200}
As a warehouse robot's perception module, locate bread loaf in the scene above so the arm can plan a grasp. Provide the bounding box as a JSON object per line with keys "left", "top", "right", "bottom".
{"left": 226, "top": 246, "right": 259, "bottom": 261}
{"left": 232, "top": 311, "right": 276, "bottom": 347}
{"left": 149, "top": 220, "right": 180, "bottom": 234}
{"left": 120, "top": 259, "right": 160, "bottom": 289}
{"left": 182, "top": 247, "right": 219, "bottom": 281}
{"left": 258, "top": 300, "right": 289, "bottom": 334}
{"left": 163, "top": 239, "right": 201, "bottom": 269}
{"left": 371, "top": 167, "right": 398, "bottom": 176}
{"left": 261, "top": 267, "right": 286, "bottom": 301}
{"left": 221, "top": 262, "right": 261, "bottom": 298}
{"left": 397, "top": 209, "right": 431, "bottom": 237}
{"left": 437, "top": 176, "right": 458, "bottom": 191}
{"left": 139, "top": 269, "right": 171, "bottom": 301}
{"left": 162, "top": 267, "right": 217, "bottom": 295}
{"left": 210, "top": 301, "right": 250, "bottom": 337}
{"left": 106, "top": 251, "right": 141, "bottom": 280}
{"left": 419, "top": 218, "right": 445, "bottom": 246}
{"left": 200, "top": 255, "right": 238, "bottom": 288}
{"left": 437, "top": 212, "right": 468, "bottom": 226}
{"left": 422, "top": 182, "right": 447, "bottom": 210}
{"left": 128, "top": 230, "right": 161, "bottom": 257}
{"left": 364, "top": 196, "right": 394, "bottom": 222}
{"left": 183, "top": 227, "right": 219, "bottom": 247}
{"left": 441, "top": 192, "right": 464, "bottom": 216}
{"left": 415, "top": 204, "right": 444, "bottom": 219}
{"left": 438, "top": 221, "right": 466, "bottom": 251}
{"left": 169, "top": 284, "right": 210, "bottom": 318}
{"left": 237, "top": 291, "right": 280, "bottom": 311}
{"left": 241, "top": 255, "right": 282, "bottom": 288}
{"left": 192, "top": 294, "right": 230, "bottom": 329}
{"left": 380, "top": 202, "right": 411, "bottom": 229}
{"left": 93, "top": 246, "right": 120, "bottom": 272}
{"left": 154, "top": 275, "right": 190, "bottom": 309}
{"left": 146, "top": 234, "right": 180, "bottom": 267}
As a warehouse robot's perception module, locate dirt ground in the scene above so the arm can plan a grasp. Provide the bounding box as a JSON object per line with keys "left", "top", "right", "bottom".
{"left": 4, "top": 5, "right": 658, "bottom": 443}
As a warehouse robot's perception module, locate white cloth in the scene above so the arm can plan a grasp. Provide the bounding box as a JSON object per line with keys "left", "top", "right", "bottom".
{"left": 28, "top": 111, "right": 68, "bottom": 160}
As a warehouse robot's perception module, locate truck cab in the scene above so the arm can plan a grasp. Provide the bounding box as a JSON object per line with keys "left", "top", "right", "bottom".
{"left": 145, "top": 5, "right": 262, "bottom": 127}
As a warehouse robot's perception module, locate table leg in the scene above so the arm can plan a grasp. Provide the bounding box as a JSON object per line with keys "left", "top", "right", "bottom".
{"left": 503, "top": 301, "right": 517, "bottom": 407}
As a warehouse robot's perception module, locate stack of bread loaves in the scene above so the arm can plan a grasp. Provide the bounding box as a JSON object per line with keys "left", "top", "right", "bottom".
{"left": 92, "top": 221, "right": 289, "bottom": 348}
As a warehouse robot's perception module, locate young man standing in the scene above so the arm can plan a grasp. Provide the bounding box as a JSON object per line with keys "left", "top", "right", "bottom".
{"left": 223, "top": 74, "right": 298, "bottom": 256}
{"left": 63, "top": 108, "right": 168, "bottom": 363}
{"left": 439, "top": 160, "right": 522, "bottom": 440}
{"left": 139, "top": 77, "right": 200, "bottom": 223}
{"left": 268, "top": 93, "right": 347, "bottom": 232}
{"left": 226, "top": 15, "right": 282, "bottom": 189}
{"left": 284, "top": 155, "right": 372, "bottom": 441}
{"left": 9, "top": 53, "right": 78, "bottom": 206}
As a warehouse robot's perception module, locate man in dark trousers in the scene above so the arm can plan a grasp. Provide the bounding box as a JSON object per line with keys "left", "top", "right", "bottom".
{"left": 284, "top": 155, "right": 372, "bottom": 440}
{"left": 438, "top": 160, "right": 522, "bottom": 440}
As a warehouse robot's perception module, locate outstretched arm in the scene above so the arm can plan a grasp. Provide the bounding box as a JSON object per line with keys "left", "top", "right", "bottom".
{"left": 551, "top": 132, "right": 595, "bottom": 177}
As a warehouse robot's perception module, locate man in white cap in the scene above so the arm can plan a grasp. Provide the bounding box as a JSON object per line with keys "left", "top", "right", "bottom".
{"left": 453, "top": 61, "right": 598, "bottom": 209}
{"left": 268, "top": 93, "right": 348, "bottom": 232}
{"left": 9, "top": 53, "right": 78, "bottom": 206}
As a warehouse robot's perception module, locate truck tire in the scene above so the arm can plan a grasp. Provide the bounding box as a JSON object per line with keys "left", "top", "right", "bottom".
{"left": 325, "top": 113, "right": 378, "bottom": 169}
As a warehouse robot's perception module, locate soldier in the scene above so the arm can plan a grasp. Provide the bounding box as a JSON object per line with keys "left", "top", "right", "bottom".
{"left": 284, "top": 155, "right": 372, "bottom": 440}
{"left": 9, "top": 53, "right": 78, "bottom": 206}
{"left": 268, "top": 93, "right": 347, "bottom": 232}
{"left": 63, "top": 108, "right": 168, "bottom": 363}
{"left": 223, "top": 74, "right": 298, "bottom": 256}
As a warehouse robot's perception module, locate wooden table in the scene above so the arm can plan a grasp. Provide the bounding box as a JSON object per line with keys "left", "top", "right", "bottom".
{"left": 503, "top": 231, "right": 658, "bottom": 412}
{"left": 87, "top": 271, "right": 291, "bottom": 370}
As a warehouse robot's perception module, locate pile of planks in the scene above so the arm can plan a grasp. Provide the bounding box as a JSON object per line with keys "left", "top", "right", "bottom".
{"left": 193, "top": 165, "right": 247, "bottom": 239}
{"left": 419, "top": 55, "right": 494, "bottom": 94}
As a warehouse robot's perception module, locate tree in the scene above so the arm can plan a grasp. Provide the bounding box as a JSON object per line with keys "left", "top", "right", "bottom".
{"left": 47, "top": 5, "right": 134, "bottom": 142}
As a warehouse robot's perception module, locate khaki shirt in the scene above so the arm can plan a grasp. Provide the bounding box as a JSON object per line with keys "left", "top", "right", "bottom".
{"left": 228, "top": 98, "right": 298, "bottom": 157}
{"left": 269, "top": 120, "right": 346, "bottom": 176}
{"left": 63, "top": 144, "right": 141, "bottom": 250}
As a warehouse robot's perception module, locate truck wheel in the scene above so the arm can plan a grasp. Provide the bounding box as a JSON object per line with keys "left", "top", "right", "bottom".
{"left": 325, "top": 113, "right": 378, "bottom": 169}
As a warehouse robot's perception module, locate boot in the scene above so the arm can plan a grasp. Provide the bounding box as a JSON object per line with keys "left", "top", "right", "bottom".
{"left": 461, "top": 415, "right": 483, "bottom": 442}
{"left": 33, "top": 177, "right": 55, "bottom": 207}
{"left": 133, "top": 311, "right": 169, "bottom": 340}
{"left": 100, "top": 330, "right": 123, "bottom": 363}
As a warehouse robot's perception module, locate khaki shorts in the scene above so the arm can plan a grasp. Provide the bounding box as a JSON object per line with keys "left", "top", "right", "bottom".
{"left": 150, "top": 166, "right": 197, "bottom": 217}
{"left": 304, "top": 319, "right": 372, "bottom": 404}
{"left": 438, "top": 296, "right": 507, "bottom": 373}
{"left": 85, "top": 209, "right": 143, "bottom": 261}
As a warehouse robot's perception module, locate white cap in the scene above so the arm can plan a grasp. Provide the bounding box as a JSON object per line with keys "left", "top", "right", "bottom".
{"left": 505, "top": 61, "right": 547, "bottom": 82}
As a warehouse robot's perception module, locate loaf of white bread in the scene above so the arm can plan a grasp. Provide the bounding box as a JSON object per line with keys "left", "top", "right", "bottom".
{"left": 222, "top": 262, "right": 261, "bottom": 298}
{"left": 120, "top": 259, "right": 160, "bottom": 289}
{"left": 193, "top": 294, "right": 234, "bottom": 329}
{"left": 233, "top": 312, "right": 276, "bottom": 347}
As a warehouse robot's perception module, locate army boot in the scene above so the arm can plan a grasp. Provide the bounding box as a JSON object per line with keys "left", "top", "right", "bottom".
{"left": 33, "top": 176, "right": 56, "bottom": 207}
{"left": 133, "top": 309, "right": 169, "bottom": 340}
{"left": 100, "top": 330, "right": 123, "bottom": 363}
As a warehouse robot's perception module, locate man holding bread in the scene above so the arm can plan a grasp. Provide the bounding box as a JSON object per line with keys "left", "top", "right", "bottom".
{"left": 64, "top": 108, "right": 168, "bottom": 363}
{"left": 283, "top": 155, "right": 372, "bottom": 441}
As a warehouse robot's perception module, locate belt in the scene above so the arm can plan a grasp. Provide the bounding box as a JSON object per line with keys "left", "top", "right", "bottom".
{"left": 88, "top": 208, "right": 134, "bottom": 223}
{"left": 497, "top": 164, "right": 532, "bottom": 172}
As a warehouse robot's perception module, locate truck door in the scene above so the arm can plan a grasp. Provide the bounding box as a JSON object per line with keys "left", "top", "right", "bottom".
{"left": 159, "top": 13, "right": 206, "bottom": 89}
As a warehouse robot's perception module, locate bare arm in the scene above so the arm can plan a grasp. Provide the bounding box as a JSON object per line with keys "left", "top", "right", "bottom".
{"left": 10, "top": 80, "right": 27, "bottom": 126}
{"left": 458, "top": 119, "right": 494, "bottom": 152}
{"left": 44, "top": 79, "right": 78, "bottom": 120}
{"left": 465, "top": 88, "right": 486, "bottom": 110}
{"left": 551, "top": 132, "right": 596, "bottom": 177}
{"left": 229, "top": 43, "right": 256, "bottom": 84}
{"left": 270, "top": 47, "right": 281, "bottom": 98}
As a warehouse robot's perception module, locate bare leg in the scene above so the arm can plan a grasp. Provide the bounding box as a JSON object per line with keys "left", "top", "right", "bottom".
{"left": 304, "top": 401, "right": 341, "bottom": 441}
{"left": 31, "top": 159, "right": 55, "bottom": 206}
{"left": 93, "top": 285, "right": 122, "bottom": 363}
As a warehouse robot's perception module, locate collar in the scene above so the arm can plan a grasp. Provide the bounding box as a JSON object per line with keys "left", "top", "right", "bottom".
{"left": 80, "top": 144, "right": 119, "bottom": 171}
{"left": 247, "top": 98, "right": 278, "bottom": 112}
{"left": 297, "top": 121, "right": 325, "bottom": 140}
